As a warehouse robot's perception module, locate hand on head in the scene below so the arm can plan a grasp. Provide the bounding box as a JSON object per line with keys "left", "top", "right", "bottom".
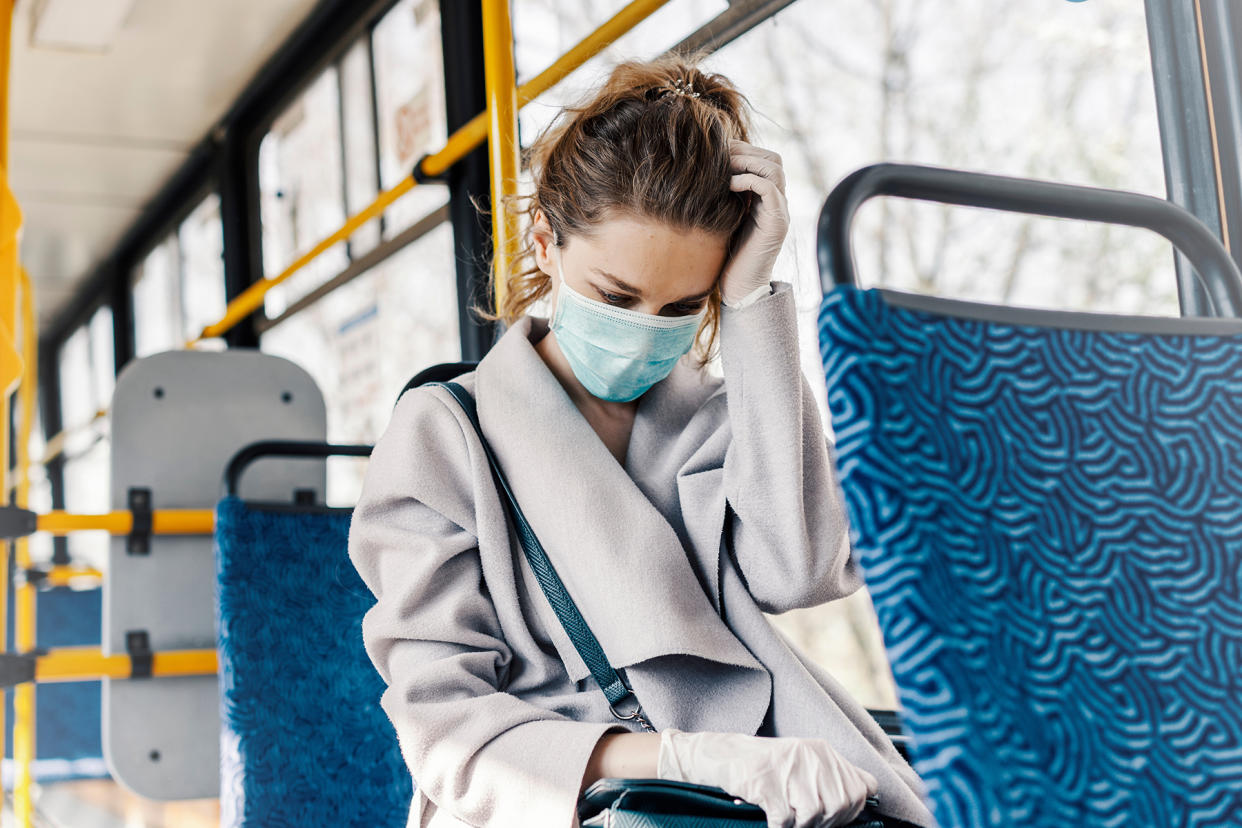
{"left": 719, "top": 140, "right": 791, "bottom": 308}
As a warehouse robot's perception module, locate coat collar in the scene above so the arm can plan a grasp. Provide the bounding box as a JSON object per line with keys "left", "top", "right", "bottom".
{"left": 474, "top": 317, "right": 770, "bottom": 733}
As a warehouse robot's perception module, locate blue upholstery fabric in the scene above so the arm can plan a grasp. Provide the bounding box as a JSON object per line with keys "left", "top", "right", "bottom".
{"left": 818, "top": 286, "right": 1242, "bottom": 827}
{"left": 4, "top": 586, "right": 105, "bottom": 781}
{"left": 215, "top": 496, "right": 412, "bottom": 827}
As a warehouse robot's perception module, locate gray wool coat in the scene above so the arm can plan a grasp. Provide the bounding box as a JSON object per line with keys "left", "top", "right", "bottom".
{"left": 347, "top": 282, "right": 934, "bottom": 828}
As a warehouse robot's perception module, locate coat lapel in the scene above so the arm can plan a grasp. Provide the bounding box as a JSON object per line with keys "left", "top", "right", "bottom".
{"left": 475, "top": 318, "right": 771, "bottom": 734}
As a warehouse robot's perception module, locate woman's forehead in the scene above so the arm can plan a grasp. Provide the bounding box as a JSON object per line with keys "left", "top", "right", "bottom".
{"left": 563, "top": 214, "right": 728, "bottom": 297}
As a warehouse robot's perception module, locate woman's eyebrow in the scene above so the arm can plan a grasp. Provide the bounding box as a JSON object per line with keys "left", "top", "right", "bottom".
{"left": 590, "top": 267, "right": 643, "bottom": 296}
{"left": 593, "top": 265, "right": 715, "bottom": 304}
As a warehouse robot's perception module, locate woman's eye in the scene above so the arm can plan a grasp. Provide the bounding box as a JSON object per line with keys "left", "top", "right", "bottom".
{"left": 672, "top": 302, "right": 705, "bottom": 315}
{"left": 599, "top": 291, "right": 629, "bottom": 305}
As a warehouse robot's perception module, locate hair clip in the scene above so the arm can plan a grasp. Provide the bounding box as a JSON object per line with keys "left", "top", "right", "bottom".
{"left": 666, "top": 78, "right": 700, "bottom": 99}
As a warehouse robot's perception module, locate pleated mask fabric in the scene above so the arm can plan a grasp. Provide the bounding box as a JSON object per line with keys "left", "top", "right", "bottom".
{"left": 549, "top": 246, "right": 705, "bottom": 403}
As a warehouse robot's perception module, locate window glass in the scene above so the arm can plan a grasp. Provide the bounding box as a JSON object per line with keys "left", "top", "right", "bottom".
{"left": 88, "top": 305, "right": 115, "bottom": 412}
{"left": 260, "top": 221, "right": 460, "bottom": 506}
{"left": 260, "top": 67, "right": 349, "bottom": 317}
{"left": 58, "top": 325, "right": 111, "bottom": 568}
{"left": 133, "top": 235, "right": 183, "bottom": 357}
{"left": 58, "top": 327, "right": 94, "bottom": 450}
{"left": 341, "top": 38, "right": 383, "bottom": 257}
{"left": 513, "top": 0, "right": 729, "bottom": 141}
{"left": 179, "top": 192, "right": 228, "bottom": 345}
{"left": 372, "top": 0, "right": 450, "bottom": 235}
{"left": 62, "top": 443, "right": 110, "bottom": 569}
{"left": 510, "top": 0, "right": 1165, "bottom": 708}
{"left": 685, "top": 0, "right": 1163, "bottom": 707}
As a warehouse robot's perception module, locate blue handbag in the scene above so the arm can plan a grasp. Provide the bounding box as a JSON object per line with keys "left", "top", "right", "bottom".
{"left": 436, "top": 382, "right": 897, "bottom": 828}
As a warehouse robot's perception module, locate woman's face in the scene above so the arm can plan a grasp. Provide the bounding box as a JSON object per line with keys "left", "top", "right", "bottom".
{"left": 534, "top": 212, "right": 729, "bottom": 318}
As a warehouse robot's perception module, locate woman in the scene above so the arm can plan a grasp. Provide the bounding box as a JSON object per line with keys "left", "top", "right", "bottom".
{"left": 348, "top": 56, "right": 933, "bottom": 828}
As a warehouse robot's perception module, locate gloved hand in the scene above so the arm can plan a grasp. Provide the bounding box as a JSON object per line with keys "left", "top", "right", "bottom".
{"left": 718, "top": 140, "right": 790, "bottom": 308}
{"left": 657, "top": 729, "right": 877, "bottom": 828}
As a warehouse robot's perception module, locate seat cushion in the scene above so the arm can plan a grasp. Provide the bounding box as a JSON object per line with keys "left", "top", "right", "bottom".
{"left": 215, "top": 496, "right": 412, "bottom": 827}
{"left": 818, "top": 286, "right": 1242, "bottom": 827}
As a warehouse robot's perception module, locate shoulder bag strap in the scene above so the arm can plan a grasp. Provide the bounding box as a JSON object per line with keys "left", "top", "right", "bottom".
{"left": 434, "top": 381, "right": 655, "bottom": 732}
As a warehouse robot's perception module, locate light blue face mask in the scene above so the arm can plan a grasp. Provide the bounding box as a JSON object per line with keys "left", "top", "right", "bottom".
{"left": 549, "top": 247, "right": 706, "bottom": 403}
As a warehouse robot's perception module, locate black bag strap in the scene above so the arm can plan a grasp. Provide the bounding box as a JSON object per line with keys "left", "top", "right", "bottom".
{"left": 433, "top": 381, "right": 655, "bottom": 732}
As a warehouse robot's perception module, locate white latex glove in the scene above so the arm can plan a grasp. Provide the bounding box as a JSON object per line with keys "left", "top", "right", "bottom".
{"left": 657, "top": 729, "right": 878, "bottom": 828}
{"left": 719, "top": 140, "right": 790, "bottom": 308}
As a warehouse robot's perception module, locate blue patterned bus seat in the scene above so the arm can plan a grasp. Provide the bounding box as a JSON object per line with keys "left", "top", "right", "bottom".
{"left": 4, "top": 585, "right": 105, "bottom": 783}
{"left": 215, "top": 496, "right": 412, "bottom": 827}
{"left": 818, "top": 285, "right": 1242, "bottom": 827}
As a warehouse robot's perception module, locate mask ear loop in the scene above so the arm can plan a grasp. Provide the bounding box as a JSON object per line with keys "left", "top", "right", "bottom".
{"left": 549, "top": 241, "right": 569, "bottom": 328}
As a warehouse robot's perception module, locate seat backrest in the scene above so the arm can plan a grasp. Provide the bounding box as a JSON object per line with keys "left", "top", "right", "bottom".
{"left": 5, "top": 585, "right": 107, "bottom": 781}
{"left": 214, "top": 496, "right": 412, "bottom": 827}
{"left": 818, "top": 285, "right": 1242, "bottom": 827}
{"left": 396, "top": 361, "right": 479, "bottom": 405}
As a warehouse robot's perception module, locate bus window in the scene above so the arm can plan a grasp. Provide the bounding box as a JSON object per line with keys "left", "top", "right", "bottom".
{"left": 372, "top": 0, "right": 449, "bottom": 237}
{"left": 513, "top": 0, "right": 729, "bottom": 142}
{"left": 259, "top": 66, "right": 349, "bottom": 318}
{"left": 340, "top": 38, "right": 382, "bottom": 258}
{"left": 654, "top": 0, "right": 1164, "bottom": 709}
{"left": 132, "top": 235, "right": 182, "bottom": 358}
{"left": 57, "top": 311, "right": 113, "bottom": 570}
{"left": 261, "top": 220, "right": 460, "bottom": 507}
{"left": 177, "top": 193, "right": 227, "bottom": 348}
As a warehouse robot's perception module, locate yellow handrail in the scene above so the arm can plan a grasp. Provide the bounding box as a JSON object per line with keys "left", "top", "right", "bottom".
{"left": 1, "top": 0, "right": 34, "bottom": 819}
{"left": 28, "top": 406, "right": 107, "bottom": 469}
{"left": 27, "top": 0, "right": 674, "bottom": 465}
{"left": 186, "top": 0, "right": 672, "bottom": 347}
{"left": 14, "top": 266, "right": 36, "bottom": 827}
{"left": 36, "top": 508, "right": 216, "bottom": 536}
{"left": 1, "top": 5, "right": 677, "bottom": 817}
{"left": 33, "top": 646, "right": 218, "bottom": 683}
{"left": 39, "top": 565, "right": 104, "bottom": 588}
{"left": 482, "top": 0, "right": 521, "bottom": 310}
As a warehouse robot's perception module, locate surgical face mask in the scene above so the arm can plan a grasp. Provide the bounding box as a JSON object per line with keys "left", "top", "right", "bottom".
{"left": 549, "top": 246, "right": 706, "bottom": 403}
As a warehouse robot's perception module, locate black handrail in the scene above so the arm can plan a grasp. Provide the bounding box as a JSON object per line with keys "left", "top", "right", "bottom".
{"left": 817, "top": 163, "right": 1242, "bottom": 318}
{"left": 223, "top": 440, "right": 372, "bottom": 497}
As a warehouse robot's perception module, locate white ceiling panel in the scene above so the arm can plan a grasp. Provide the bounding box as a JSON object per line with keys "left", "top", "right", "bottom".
{"left": 10, "top": 0, "right": 323, "bottom": 328}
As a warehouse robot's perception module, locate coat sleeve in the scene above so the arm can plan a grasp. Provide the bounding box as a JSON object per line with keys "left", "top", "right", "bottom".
{"left": 718, "top": 281, "right": 863, "bottom": 613}
{"left": 348, "top": 388, "right": 618, "bottom": 828}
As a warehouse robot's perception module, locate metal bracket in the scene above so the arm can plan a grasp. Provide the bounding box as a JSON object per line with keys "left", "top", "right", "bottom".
{"left": 127, "top": 487, "right": 152, "bottom": 556}
{"left": 0, "top": 506, "right": 37, "bottom": 540}
{"left": 126, "top": 630, "right": 153, "bottom": 679}
{"left": 412, "top": 153, "right": 446, "bottom": 185}
{"left": 0, "top": 653, "right": 37, "bottom": 688}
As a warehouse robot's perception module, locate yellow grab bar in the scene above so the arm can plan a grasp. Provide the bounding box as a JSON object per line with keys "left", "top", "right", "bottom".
{"left": 36, "top": 509, "right": 216, "bottom": 536}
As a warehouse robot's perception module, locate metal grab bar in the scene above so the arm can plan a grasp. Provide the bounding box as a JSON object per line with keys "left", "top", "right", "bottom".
{"left": 817, "top": 163, "right": 1242, "bottom": 318}
{"left": 223, "top": 440, "right": 372, "bottom": 497}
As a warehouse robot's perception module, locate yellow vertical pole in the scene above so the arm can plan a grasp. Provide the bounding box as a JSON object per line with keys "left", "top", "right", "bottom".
{"left": 0, "top": 0, "right": 9, "bottom": 817}
{"left": 14, "top": 268, "right": 37, "bottom": 828}
{"left": 481, "top": 0, "right": 521, "bottom": 314}
{"left": 1, "top": 2, "right": 31, "bottom": 824}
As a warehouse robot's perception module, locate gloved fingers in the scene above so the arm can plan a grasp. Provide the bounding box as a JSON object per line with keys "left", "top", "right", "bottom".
{"left": 728, "top": 150, "right": 786, "bottom": 194}
{"left": 860, "top": 767, "right": 879, "bottom": 796}
{"left": 725, "top": 175, "right": 784, "bottom": 245}
{"left": 819, "top": 793, "right": 866, "bottom": 828}
{"left": 729, "top": 138, "right": 783, "bottom": 168}
{"left": 728, "top": 172, "right": 788, "bottom": 217}
{"left": 759, "top": 795, "right": 796, "bottom": 828}
{"left": 818, "top": 765, "right": 875, "bottom": 828}
{"left": 791, "top": 797, "right": 829, "bottom": 828}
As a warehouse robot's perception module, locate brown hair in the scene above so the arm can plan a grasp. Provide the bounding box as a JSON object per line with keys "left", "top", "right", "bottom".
{"left": 490, "top": 53, "right": 752, "bottom": 362}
